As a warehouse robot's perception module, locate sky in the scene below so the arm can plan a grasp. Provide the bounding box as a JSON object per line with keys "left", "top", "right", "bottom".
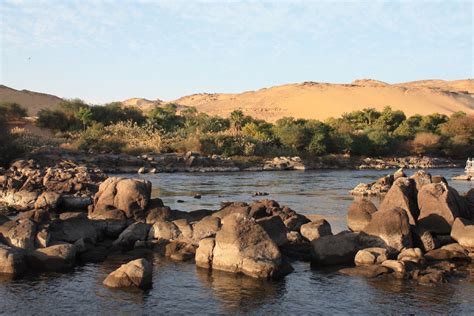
{"left": 0, "top": 0, "right": 473, "bottom": 104}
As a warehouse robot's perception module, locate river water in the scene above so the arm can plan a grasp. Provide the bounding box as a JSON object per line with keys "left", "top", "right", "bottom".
{"left": 1, "top": 168, "right": 473, "bottom": 315}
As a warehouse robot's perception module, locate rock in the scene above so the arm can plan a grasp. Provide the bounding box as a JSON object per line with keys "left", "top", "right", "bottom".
{"left": 192, "top": 216, "right": 221, "bottom": 241}
{"left": 381, "top": 260, "right": 406, "bottom": 273}
{"left": 18, "top": 209, "right": 51, "bottom": 224}
{"left": 300, "top": 219, "right": 332, "bottom": 241}
{"left": 286, "top": 231, "right": 304, "bottom": 243}
{"left": 61, "top": 195, "right": 92, "bottom": 211}
{"left": 393, "top": 168, "right": 406, "bottom": 180}
{"left": 282, "top": 213, "right": 310, "bottom": 231}
{"left": 26, "top": 243, "right": 76, "bottom": 271}
{"left": 452, "top": 174, "right": 472, "bottom": 181}
{"left": 410, "top": 170, "right": 432, "bottom": 192}
{"left": 146, "top": 205, "right": 173, "bottom": 224}
{"left": 354, "top": 247, "right": 388, "bottom": 265}
{"left": 212, "top": 203, "right": 250, "bottom": 221}
{"left": 451, "top": 217, "right": 474, "bottom": 249}
{"left": 195, "top": 238, "right": 215, "bottom": 269}
{"left": 432, "top": 175, "right": 448, "bottom": 185}
{"left": 347, "top": 199, "right": 377, "bottom": 232}
{"left": 311, "top": 232, "right": 359, "bottom": 266}
{"left": 2, "top": 191, "right": 39, "bottom": 210}
{"left": 193, "top": 194, "right": 201, "bottom": 199}
{"left": 103, "top": 258, "right": 152, "bottom": 289}
{"left": 256, "top": 215, "right": 288, "bottom": 246}
{"left": 425, "top": 248, "right": 469, "bottom": 261}
{"left": 418, "top": 183, "right": 465, "bottom": 234}
{"left": 34, "top": 191, "right": 62, "bottom": 210}
{"left": 137, "top": 167, "right": 146, "bottom": 174}
{"left": 148, "top": 220, "right": 180, "bottom": 241}
{"left": 92, "top": 177, "right": 151, "bottom": 220}
{"left": 113, "top": 222, "right": 149, "bottom": 250}
{"left": 412, "top": 226, "right": 436, "bottom": 252}
{"left": 362, "top": 207, "right": 412, "bottom": 251}
{"left": 51, "top": 213, "right": 99, "bottom": 244}
{"left": 0, "top": 219, "right": 37, "bottom": 250}
{"left": 0, "top": 244, "right": 26, "bottom": 275}
{"left": 165, "top": 241, "right": 195, "bottom": 261}
{"left": 379, "top": 177, "right": 419, "bottom": 225}
{"left": 88, "top": 207, "right": 129, "bottom": 237}
{"left": 211, "top": 214, "right": 289, "bottom": 279}
{"left": 339, "top": 265, "right": 390, "bottom": 278}
{"left": 173, "top": 219, "right": 193, "bottom": 240}
{"left": 417, "top": 270, "right": 446, "bottom": 284}
{"left": 397, "top": 248, "right": 423, "bottom": 263}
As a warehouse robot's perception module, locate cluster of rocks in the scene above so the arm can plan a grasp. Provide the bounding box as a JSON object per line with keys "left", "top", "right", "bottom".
{"left": 452, "top": 174, "right": 472, "bottom": 181}
{"left": 341, "top": 172, "right": 474, "bottom": 283}
{"left": 0, "top": 159, "right": 106, "bottom": 213}
{"left": 356, "top": 157, "right": 457, "bottom": 170}
{"left": 262, "top": 157, "right": 306, "bottom": 171}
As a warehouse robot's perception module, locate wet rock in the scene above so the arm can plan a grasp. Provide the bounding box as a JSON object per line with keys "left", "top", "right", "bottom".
{"left": 347, "top": 199, "right": 377, "bottom": 232}
{"left": 362, "top": 207, "right": 412, "bottom": 251}
{"left": 379, "top": 177, "right": 419, "bottom": 225}
{"left": 0, "top": 219, "right": 37, "bottom": 250}
{"left": 103, "top": 258, "right": 152, "bottom": 289}
{"left": 148, "top": 220, "right": 180, "bottom": 241}
{"left": 381, "top": 259, "right": 406, "bottom": 273}
{"left": 113, "top": 222, "right": 149, "bottom": 250}
{"left": 451, "top": 217, "right": 474, "bottom": 249}
{"left": 256, "top": 215, "right": 288, "bottom": 246}
{"left": 172, "top": 219, "right": 193, "bottom": 240}
{"left": 418, "top": 183, "right": 466, "bottom": 234}
{"left": 398, "top": 248, "right": 423, "bottom": 264}
{"left": 311, "top": 232, "right": 359, "bottom": 266}
{"left": 193, "top": 194, "right": 201, "bottom": 199}
{"left": 300, "top": 219, "right": 332, "bottom": 241}
{"left": 192, "top": 216, "right": 221, "bottom": 242}
{"left": 51, "top": 213, "right": 99, "bottom": 244}
{"left": 26, "top": 243, "right": 76, "bottom": 271}
{"left": 211, "top": 214, "right": 290, "bottom": 279}
{"left": 0, "top": 244, "right": 26, "bottom": 275}
{"left": 92, "top": 177, "right": 151, "bottom": 220}
{"left": 88, "top": 208, "right": 128, "bottom": 237}
{"left": 339, "top": 265, "right": 390, "bottom": 278}
{"left": 425, "top": 248, "right": 469, "bottom": 261}
{"left": 417, "top": 270, "right": 446, "bottom": 284}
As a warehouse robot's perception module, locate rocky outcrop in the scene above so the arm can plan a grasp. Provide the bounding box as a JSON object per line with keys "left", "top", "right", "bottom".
{"left": 362, "top": 207, "right": 412, "bottom": 251}
{"left": 263, "top": 156, "right": 305, "bottom": 171}
{"left": 417, "top": 183, "right": 465, "bottom": 234}
{"left": 350, "top": 173, "right": 394, "bottom": 196}
{"left": 347, "top": 199, "right": 377, "bottom": 232}
{"left": 378, "top": 177, "right": 419, "bottom": 225}
{"left": 91, "top": 177, "right": 151, "bottom": 220}
{"left": 311, "top": 232, "right": 359, "bottom": 265}
{"left": 200, "top": 214, "right": 291, "bottom": 279}
{"left": 103, "top": 258, "right": 152, "bottom": 289}
{"left": 451, "top": 218, "right": 474, "bottom": 249}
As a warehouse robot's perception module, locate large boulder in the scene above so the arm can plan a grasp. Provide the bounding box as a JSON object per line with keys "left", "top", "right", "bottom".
{"left": 211, "top": 214, "right": 290, "bottom": 279}
{"left": 451, "top": 217, "right": 474, "bottom": 249}
{"left": 26, "top": 243, "right": 77, "bottom": 271}
{"left": 113, "top": 222, "right": 149, "bottom": 250}
{"left": 256, "top": 215, "right": 288, "bottom": 246}
{"left": 410, "top": 170, "right": 432, "bottom": 192}
{"left": 347, "top": 199, "right": 377, "bottom": 232}
{"left": 92, "top": 177, "right": 151, "bottom": 220}
{"left": 0, "top": 244, "right": 26, "bottom": 275}
{"left": 311, "top": 232, "right": 359, "bottom": 266}
{"left": 354, "top": 247, "right": 388, "bottom": 266}
{"left": 195, "top": 237, "right": 215, "bottom": 269}
{"left": 212, "top": 202, "right": 250, "bottom": 221}
{"left": 300, "top": 219, "right": 332, "bottom": 241}
{"left": 418, "top": 183, "right": 465, "bottom": 234}
{"left": 362, "top": 207, "right": 412, "bottom": 251}
{"left": 0, "top": 219, "right": 37, "bottom": 250}
{"left": 88, "top": 207, "right": 129, "bottom": 237}
{"left": 103, "top": 258, "right": 152, "bottom": 289}
{"left": 379, "top": 177, "right": 419, "bottom": 225}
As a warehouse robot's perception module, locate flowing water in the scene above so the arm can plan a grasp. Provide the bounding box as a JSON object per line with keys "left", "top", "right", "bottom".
{"left": 1, "top": 168, "right": 473, "bottom": 315}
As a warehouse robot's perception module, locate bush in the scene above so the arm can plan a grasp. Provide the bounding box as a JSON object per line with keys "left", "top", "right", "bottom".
{"left": 0, "top": 102, "right": 27, "bottom": 120}
{"left": 412, "top": 132, "right": 441, "bottom": 155}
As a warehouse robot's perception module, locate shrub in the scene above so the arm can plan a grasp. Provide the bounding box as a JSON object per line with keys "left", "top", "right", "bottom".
{"left": 412, "top": 132, "right": 441, "bottom": 155}
{"left": 0, "top": 102, "right": 27, "bottom": 120}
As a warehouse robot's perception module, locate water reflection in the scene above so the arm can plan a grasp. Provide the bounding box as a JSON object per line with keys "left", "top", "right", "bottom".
{"left": 195, "top": 267, "right": 286, "bottom": 313}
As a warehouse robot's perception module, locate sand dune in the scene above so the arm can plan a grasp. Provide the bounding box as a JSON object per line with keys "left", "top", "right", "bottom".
{"left": 172, "top": 79, "right": 474, "bottom": 121}
{"left": 2, "top": 79, "right": 473, "bottom": 121}
{"left": 0, "top": 85, "right": 62, "bottom": 116}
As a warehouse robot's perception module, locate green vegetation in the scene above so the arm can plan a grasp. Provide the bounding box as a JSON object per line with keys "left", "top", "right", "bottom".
{"left": 33, "top": 101, "right": 474, "bottom": 158}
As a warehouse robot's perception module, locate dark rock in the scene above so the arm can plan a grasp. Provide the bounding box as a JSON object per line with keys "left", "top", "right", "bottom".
{"left": 347, "top": 199, "right": 377, "bottom": 232}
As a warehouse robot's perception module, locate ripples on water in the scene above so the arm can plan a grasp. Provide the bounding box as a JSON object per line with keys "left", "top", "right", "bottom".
{"left": 0, "top": 168, "right": 473, "bottom": 314}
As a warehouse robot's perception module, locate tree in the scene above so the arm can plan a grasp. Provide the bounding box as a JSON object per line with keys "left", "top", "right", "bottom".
{"left": 0, "top": 102, "right": 27, "bottom": 121}
{"left": 273, "top": 117, "right": 312, "bottom": 151}
{"left": 393, "top": 114, "right": 423, "bottom": 139}
{"left": 229, "top": 109, "right": 248, "bottom": 134}
{"left": 374, "top": 106, "right": 406, "bottom": 133}
{"left": 412, "top": 132, "right": 441, "bottom": 155}
{"left": 420, "top": 113, "right": 448, "bottom": 133}
{"left": 75, "top": 107, "right": 93, "bottom": 130}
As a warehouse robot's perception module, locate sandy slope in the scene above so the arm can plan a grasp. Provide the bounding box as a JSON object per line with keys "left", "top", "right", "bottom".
{"left": 172, "top": 79, "right": 474, "bottom": 121}
{"left": 0, "top": 85, "right": 62, "bottom": 116}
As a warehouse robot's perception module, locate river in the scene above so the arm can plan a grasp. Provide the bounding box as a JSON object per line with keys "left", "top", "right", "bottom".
{"left": 0, "top": 168, "right": 473, "bottom": 314}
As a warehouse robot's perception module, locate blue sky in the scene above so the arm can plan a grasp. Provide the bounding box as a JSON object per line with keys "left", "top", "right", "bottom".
{"left": 1, "top": 0, "right": 472, "bottom": 103}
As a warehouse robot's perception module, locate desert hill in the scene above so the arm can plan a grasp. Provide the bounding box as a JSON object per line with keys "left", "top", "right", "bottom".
{"left": 0, "top": 85, "right": 62, "bottom": 116}
{"left": 172, "top": 79, "right": 474, "bottom": 122}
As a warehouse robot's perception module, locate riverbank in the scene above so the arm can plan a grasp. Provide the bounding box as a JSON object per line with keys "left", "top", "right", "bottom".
{"left": 5, "top": 147, "right": 459, "bottom": 174}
